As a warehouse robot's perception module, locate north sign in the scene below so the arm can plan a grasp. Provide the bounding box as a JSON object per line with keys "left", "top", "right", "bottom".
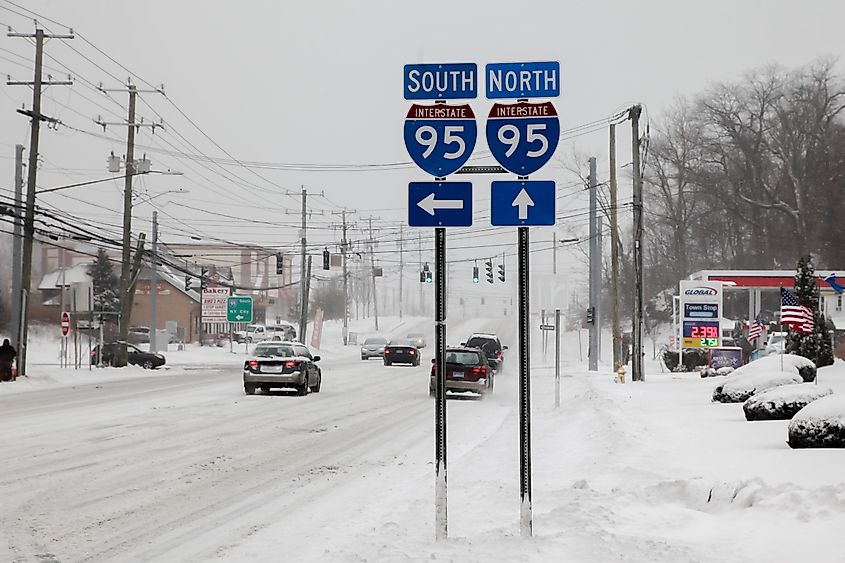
{"left": 491, "top": 180, "right": 555, "bottom": 226}
{"left": 403, "top": 63, "right": 477, "bottom": 100}
{"left": 227, "top": 296, "right": 254, "bottom": 323}
{"left": 486, "top": 101, "right": 559, "bottom": 176}
{"left": 486, "top": 61, "right": 560, "bottom": 99}
{"left": 404, "top": 104, "right": 477, "bottom": 177}
{"left": 408, "top": 181, "right": 472, "bottom": 227}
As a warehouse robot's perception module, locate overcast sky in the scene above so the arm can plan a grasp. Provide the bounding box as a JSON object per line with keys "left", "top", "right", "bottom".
{"left": 0, "top": 0, "right": 843, "bottom": 299}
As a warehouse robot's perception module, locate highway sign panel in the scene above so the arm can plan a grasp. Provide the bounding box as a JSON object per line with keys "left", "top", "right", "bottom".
{"left": 486, "top": 61, "right": 560, "bottom": 99}
{"left": 61, "top": 311, "right": 70, "bottom": 337}
{"left": 539, "top": 324, "right": 555, "bottom": 331}
{"left": 404, "top": 104, "right": 477, "bottom": 177}
{"left": 409, "top": 181, "right": 472, "bottom": 227}
{"left": 486, "top": 101, "right": 559, "bottom": 176}
{"left": 227, "top": 296, "right": 253, "bottom": 323}
{"left": 404, "top": 63, "right": 477, "bottom": 100}
{"left": 491, "top": 180, "right": 555, "bottom": 226}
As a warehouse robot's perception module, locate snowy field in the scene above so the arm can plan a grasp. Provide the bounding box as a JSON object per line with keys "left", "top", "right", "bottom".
{"left": 1, "top": 317, "right": 844, "bottom": 562}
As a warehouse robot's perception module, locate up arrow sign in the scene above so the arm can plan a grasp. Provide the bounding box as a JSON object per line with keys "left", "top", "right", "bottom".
{"left": 512, "top": 188, "right": 535, "bottom": 220}
{"left": 418, "top": 193, "right": 464, "bottom": 216}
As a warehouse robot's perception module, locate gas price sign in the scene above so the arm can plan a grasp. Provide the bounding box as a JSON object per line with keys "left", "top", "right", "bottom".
{"left": 683, "top": 321, "right": 721, "bottom": 348}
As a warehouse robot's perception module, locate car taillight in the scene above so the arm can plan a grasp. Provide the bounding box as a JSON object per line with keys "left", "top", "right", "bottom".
{"left": 385, "top": 349, "right": 391, "bottom": 354}
{"left": 247, "top": 360, "right": 258, "bottom": 367}
{"left": 285, "top": 361, "right": 297, "bottom": 367}
{"left": 409, "top": 349, "right": 415, "bottom": 355}
{"left": 497, "top": 351, "right": 503, "bottom": 359}
{"left": 472, "top": 366, "right": 487, "bottom": 374}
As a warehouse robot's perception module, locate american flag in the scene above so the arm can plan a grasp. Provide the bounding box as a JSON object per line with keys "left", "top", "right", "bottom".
{"left": 780, "top": 287, "right": 814, "bottom": 334}
{"left": 748, "top": 313, "right": 763, "bottom": 341}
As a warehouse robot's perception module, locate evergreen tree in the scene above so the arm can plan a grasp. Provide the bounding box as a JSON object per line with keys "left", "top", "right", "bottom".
{"left": 89, "top": 248, "right": 120, "bottom": 314}
{"left": 785, "top": 255, "right": 832, "bottom": 366}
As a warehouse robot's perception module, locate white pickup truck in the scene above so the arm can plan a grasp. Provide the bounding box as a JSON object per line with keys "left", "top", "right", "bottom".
{"left": 234, "top": 322, "right": 297, "bottom": 344}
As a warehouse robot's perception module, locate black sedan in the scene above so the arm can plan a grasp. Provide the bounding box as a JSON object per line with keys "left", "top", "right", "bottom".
{"left": 90, "top": 343, "right": 166, "bottom": 369}
{"left": 383, "top": 339, "right": 421, "bottom": 366}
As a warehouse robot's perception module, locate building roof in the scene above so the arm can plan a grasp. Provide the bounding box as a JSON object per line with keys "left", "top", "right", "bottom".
{"left": 38, "top": 264, "right": 92, "bottom": 290}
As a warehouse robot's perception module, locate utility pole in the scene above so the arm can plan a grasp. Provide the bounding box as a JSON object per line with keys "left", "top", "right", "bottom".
{"left": 11, "top": 144, "right": 24, "bottom": 352}
{"left": 299, "top": 186, "right": 308, "bottom": 343}
{"left": 552, "top": 231, "right": 557, "bottom": 275}
{"left": 588, "top": 156, "right": 599, "bottom": 372}
{"left": 609, "top": 123, "right": 622, "bottom": 370}
{"left": 331, "top": 209, "right": 354, "bottom": 344}
{"left": 630, "top": 104, "right": 645, "bottom": 382}
{"left": 399, "top": 225, "right": 404, "bottom": 320}
{"left": 367, "top": 217, "right": 380, "bottom": 332}
{"left": 96, "top": 81, "right": 163, "bottom": 366}
{"left": 150, "top": 211, "right": 159, "bottom": 352}
{"left": 8, "top": 27, "right": 73, "bottom": 377}
{"left": 418, "top": 233, "right": 424, "bottom": 315}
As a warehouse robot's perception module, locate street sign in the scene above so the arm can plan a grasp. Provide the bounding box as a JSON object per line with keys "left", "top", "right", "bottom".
{"left": 409, "top": 181, "right": 472, "bottom": 227}
{"left": 404, "top": 104, "right": 477, "bottom": 177}
{"left": 455, "top": 165, "right": 508, "bottom": 175}
{"left": 486, "top": 61, "right": 561, "bottom": 99}
{"left": 404, "top": 63, "right": 477, "bottom": 100}
{"left": 539, "top": 324, "right": 555, "bottom": 331}
{"left": 486, "top": 101, "right": 559, "bottom": 175}
{"left": 227, "top": 296, "right": 253, "bottom": 323}
{"left": 491, "top": 180, "right": 555, "bottom": 226}
{"left": 61, "top": 311, "right": 70, "bottom": 337}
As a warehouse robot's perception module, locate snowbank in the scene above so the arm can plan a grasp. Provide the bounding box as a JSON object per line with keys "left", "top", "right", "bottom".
{"left": 788, "top": 394, "right": 845, "bottom": 448}
{"left": 712, "top": 370, "right": 803, "bottom": 403}
{"left": 730, "top": 354, "right": 816, "bottom": 382}
{"left": 743, "top": 384, "right": 832, "bottom": 421}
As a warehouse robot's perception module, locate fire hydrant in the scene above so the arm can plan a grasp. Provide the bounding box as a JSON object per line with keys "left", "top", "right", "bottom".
{"left": 616, "top": 364, "right": 626, "bottom": 384}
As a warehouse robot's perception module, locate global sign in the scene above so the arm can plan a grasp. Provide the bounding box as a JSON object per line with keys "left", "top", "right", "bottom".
{"left": 684, "top": 287, "right": 718, "bottom": 296}
{"left": 486, "top": 101, "right": 559, "bottom": 176}
{"left": 404, "top": 104, "right": 477, "bottom": 177}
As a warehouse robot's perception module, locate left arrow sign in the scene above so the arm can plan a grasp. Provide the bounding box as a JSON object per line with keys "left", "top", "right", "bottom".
{"left": 418, "top": 193, "right": 464, "bottom": 216}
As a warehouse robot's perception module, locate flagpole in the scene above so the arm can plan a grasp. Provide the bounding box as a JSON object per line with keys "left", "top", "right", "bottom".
{"left": 779, "top": 285, "right": 784, "bottom": 373}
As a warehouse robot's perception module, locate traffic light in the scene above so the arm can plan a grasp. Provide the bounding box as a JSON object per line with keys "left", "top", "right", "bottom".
{"left": 420, "top": 270, "right": 426, "bottom": 283}
{"left": 586, "top": 306, "right": 595, "bottom": 325}
{"left": 276, "top": 253, "right": 284, "bottom": 275}
{"left": 472, "top": 265, "right": 479, "bottom": 283}
{"left": 200, "top": 267, "right": 208, "bottom": 291}
{"left": 322, "top": 248, "right": 330, "bottom": 270}
{"left": 498, "top": 263, "right": 505, "bottom": 282}
{"left": 485, "top": 260, "right": 494, "bottom": 284}
{"left": 426, "top": 270, "right": 433, "bottom": 284}
{"left": 185, "top": 275, "right": 192, "bottom": 292}
{"left": 422, "top": 263, "right": 431, "bottom": 284}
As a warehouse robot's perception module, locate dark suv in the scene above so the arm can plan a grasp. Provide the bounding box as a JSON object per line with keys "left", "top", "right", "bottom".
{"left": 463, "top": 334, "right": 506, "bottom": 371}
{"left": 429, "top": 347, "right": 493, "bottom": 396}
{"left": 90, "top": 343, "right": 166, "bottom": 369}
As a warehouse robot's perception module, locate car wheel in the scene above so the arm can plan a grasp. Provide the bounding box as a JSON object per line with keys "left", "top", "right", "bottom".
{"left": 142, "top": 360, "right": 155, "bottom": 369}
{"left": 297, "top": 379, "right": 310, "bottom": 396}
{"left": 414, "top": 359, "right": 420, "bottom": 367}
{"left": 312, "top": 373, "right": 321, "bottom": 393}
{"left": 429, "top": 387, "right": 435, "bottom": 398}
{"left": 244, "top": 384, "right": 256, "bottom": 395}
{"left": 261, "top": 385, "right": 271, "bottom": 393}
{"left": 384, "top": 361, "right": 391, "bottom": 366}
{"left": 361, "top": 355, "right": 366, "bottom": 360}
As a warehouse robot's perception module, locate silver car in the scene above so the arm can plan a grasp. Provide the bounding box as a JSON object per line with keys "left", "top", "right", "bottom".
{"left": 360, "top": 336, "right": 388, "bottom": 360}
{"left": 243, "top": 342, "right": 322, "bottom": 396}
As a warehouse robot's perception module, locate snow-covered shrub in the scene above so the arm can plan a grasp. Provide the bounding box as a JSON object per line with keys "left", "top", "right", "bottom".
{"left": 662, "top": 348, "right": 708, "bottom": 372}
{"left": 712, "top": 370, "right": 803, "bottom": 403}
{"left": 728, "top": 354, "right": 816, "bottom": 382}
{"left": 788, "top": 394, "right": 845, "bottom": 448}
{"left": 716, "top": 366, "right": 734, "bottom": 376}
{"left": 699, "top": 367, "right": 717, "bottom": 378}
{"left": 742, "top": 384, "right": 832, "bottom": 421}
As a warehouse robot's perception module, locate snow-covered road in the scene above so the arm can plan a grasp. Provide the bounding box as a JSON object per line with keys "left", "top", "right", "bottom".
{"left": 3, "top": 316, "right": 845, "bottom": 562}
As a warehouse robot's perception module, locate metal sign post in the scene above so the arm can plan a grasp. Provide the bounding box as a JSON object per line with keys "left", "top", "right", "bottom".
{"left": 434, "top": 227, "right": 447, "bottom": 540}
{"left": 555, "top": 308, "right": 561, "bottom": 408}
{"left": 518, "top": 226, "right": 532, "bottom": 536}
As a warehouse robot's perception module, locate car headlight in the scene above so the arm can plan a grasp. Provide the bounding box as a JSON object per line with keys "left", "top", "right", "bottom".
{"left": 155, "top": 354, "right": 164, "bottom": 360}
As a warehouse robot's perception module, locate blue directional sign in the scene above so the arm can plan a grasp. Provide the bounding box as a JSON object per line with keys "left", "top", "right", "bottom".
{"left": 409, "top": 181, "right": 472, "bottom": 227}
{"left": 486, "top": 61, "right": 560, "bottom": 99}
{"left": 486, "top": 101, "right": 559, "bottom": 176}
{"left": 404, "top": 63, "right": 478, "bottom": 100}
{"left": 491, "top": 180, "right": 555, "bottom": 226}
{"left": 404, "top": 104, "right": 477, "bottom": 177}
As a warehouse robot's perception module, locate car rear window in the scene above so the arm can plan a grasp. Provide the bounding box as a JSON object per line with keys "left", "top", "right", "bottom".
{"left": 466, "top": 337, "right": 498, "bottom": 350}
{"left": 364, "top": 338, "right": 387, "bottom": 345}
{"left": 254, "top": 345, "right": 294, "bottom": 357}
{"left": 445, "top": 351, "right": 481, "bottom": 365}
